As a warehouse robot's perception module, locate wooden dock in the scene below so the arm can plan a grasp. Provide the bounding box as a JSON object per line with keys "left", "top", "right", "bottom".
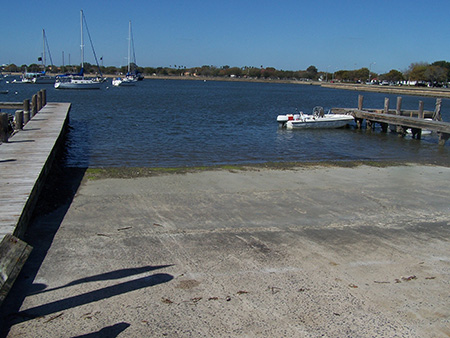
{"left": 332, "top": 95, "right": 450, "bottom": 145}
{"left": 0, "top": 98, "right": 71, "bottom": 303}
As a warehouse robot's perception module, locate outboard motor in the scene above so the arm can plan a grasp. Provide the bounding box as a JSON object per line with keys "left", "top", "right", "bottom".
{"left": 277, "top": 115, "right": 289, "bottom": 128}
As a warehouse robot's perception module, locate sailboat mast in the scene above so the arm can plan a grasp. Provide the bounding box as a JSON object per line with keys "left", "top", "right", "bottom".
{"left": 80, "top": 10, "right": 84, "bottom": 70}
{"left": 42, "top": 29, "right": 46, "bottom": 68}
{"left": 128, "top": 20, "right": 131, "bottom": 74}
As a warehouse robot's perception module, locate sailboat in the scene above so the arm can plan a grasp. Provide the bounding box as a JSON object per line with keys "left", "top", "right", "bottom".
{"left": 112, "top": 21, "right": 138, "bottom": 86}
{"left": 55, "top": 10, "right": 104, "bottom": 89}
{"left": 33, "top": 29, "right": 55, "bottom": 84}
{"left": 14, "top": 30, "right": 55, "bottom": 84}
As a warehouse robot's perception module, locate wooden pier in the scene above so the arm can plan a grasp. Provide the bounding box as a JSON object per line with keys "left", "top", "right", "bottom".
{"left": 332, "top": 95, "right": 450, "bottom": 145}
{"left": 0, "top": 92, "right": 71, "bottom": 303}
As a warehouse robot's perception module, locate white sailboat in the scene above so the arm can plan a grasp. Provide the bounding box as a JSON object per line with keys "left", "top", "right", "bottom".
{"left": 14, "top": 30, "right": 55, "bottom": 84}
{"left": 112, "top": 21, "right": 138, "bottom": 87}
{"left": 33, "top": 29, "right": 55, "bottom": 84}
{"left": 55, "top": 10, "right": 103, "bottom": 89}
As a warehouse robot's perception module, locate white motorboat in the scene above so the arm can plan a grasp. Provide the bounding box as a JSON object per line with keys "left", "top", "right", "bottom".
{"left": 13, "top": 71, "right": 54, "bottom": 84}
{"left": 112, "top": 21, "right": 138, "bottom": 87}
{"left": 112, "top": 76, "right": 137, "bottom": 87}
{"left": 55, "top": 10, "right": 104, "bottom": 90}
{"left": 277, "top": 106, "right": 354, "bottom": 129}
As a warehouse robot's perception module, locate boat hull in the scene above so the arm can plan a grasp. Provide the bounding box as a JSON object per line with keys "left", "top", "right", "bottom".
{"left": 278, "top": 114, "right": 354, "bottom": 129}
{"left": 32, "top": 76, "right": 55, "bottom": 84}
{"left": 55, "top": 79, "right": 101, "bottom": 89}
{"left": 112, "top": 77, "right": 137, "bottom": 86}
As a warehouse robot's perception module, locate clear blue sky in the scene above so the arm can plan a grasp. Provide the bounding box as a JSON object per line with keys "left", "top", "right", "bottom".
{"left": 1, "top": 0, "right": 449, "bottom": 74}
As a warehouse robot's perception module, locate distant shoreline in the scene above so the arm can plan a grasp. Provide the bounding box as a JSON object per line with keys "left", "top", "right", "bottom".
{"left": 5, "top": 72, "right": 450, "bottom": 98}
{"left": 143, "top": 75, "right": 450, "bottom": 98}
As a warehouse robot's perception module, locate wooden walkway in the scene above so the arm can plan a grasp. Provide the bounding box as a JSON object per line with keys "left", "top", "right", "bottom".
{"left": 332, "top": 96, "right": 450, "bottom": 145}
{"left": 0, "top": 102, "right": 71, "bottom": 241}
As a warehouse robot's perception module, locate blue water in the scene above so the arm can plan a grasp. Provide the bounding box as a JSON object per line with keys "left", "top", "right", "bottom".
{"left": 1, "top": 77, "right": 449, "bottom": 167}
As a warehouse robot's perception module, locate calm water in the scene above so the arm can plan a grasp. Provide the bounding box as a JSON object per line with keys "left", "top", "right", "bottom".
{"left": 2, "top": 77, "right": 449, "bottom": 167}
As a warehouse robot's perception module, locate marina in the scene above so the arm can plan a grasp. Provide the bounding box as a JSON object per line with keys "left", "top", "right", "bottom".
{"left": 1, "top": 79, "right": 449, "bottom": 168}
{"left": 0, "top": 78, "right": 449, "bottom": 337}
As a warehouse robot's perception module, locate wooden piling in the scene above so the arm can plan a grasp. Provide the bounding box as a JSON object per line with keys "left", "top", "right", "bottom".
{"left": 41, "top": 89, "right": 46, "bottom": 106}
{"left": 23, "top": 99, "right": 30, "bottom": 124}
{"left": 433, "top": 98, "right": 442, "bottom": 121}
{"left": 32, "top": 94, "right": 38, "bottom": 117}
{"left": 383, "top": 98, "right": 389, "bottom": 114}
{"left": 358, "top": 95, "right": 363, "bottom": 110}
{"left": 395, "top": 97, "right": 405, "bottom": 135}
{"left": 37, "top": 91, "right": 43, "bottom": 111}
{"left": 418, "top": 101, "right": 424, "bottom": 119}
{"left": 15, "top": 110, "right": 23, "bottom": 130}
{"left": 355, "top": 95, "right": 364, "bottom": 129}
{"left": 438, "top": 133, "right": 449, "bottom": 146}
{"left": 396, "top": 97, "right": 402, "bottom": 115}
{"left": 0, "top": 112, "right": 8, "bottom": 142}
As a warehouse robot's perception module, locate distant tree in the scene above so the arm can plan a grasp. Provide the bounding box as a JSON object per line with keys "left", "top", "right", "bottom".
{"left": 143, "top": 67, "right": 156, "bottom": 74}
{"left": 407, "top": 62, "right": 429, "bottom": 81}
{"left": 431, "top": 61, "right": 450, "bottom": 82}
{"left": 226, "top": 67, "right": 242, "bottom": 77}
{"left": 355, "top": 67, "right": 370, "bottom": 81}
{"left": 381, "top": 69, "right": 404, "bottom": 82}
{"left": 262, "top": 67, "right": 276, "bottom": 78}
{"left": 306, "top": 65, "right": 318, "bottom": 79}
{"left": 27, "top": 63, "right": 41, "bottom": 72}
{"left": 103, "top": 66, "right": 118, "bottom": 74}
{"left": 4, "top": 64, "right": 19, "bottom": 72}
{"left": 248, "top": 67, "right": 262, "bottom": 78}
{"left": 425, "top": 65, "right": 447, "bottom": 84}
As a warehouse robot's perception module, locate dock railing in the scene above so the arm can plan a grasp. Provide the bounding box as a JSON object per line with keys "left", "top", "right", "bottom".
{"left": 0, "top": 89, "right": 47, "bottom": 143}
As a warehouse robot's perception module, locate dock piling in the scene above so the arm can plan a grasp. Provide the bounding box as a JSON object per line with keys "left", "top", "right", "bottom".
{"left": 23, "top": 99, "right": 30, "bottom": 123}
{"left": 15, "top": 110, "right": 23, "bottom": 130}
{"left": 0, "top": 112, "right": 8, "bottom": 142}
{"left": 32, "top": 94, "right": 38, "bottom": 117}
{"left": 433, "top": 98, "right": 442, "bottom": 121}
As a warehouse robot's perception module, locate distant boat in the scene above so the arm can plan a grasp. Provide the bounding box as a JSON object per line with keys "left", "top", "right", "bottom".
{"left": 277, "top": 106, "right": 354, "bottom": 129}
{"left": 55, "top": 10, "right": 104, "bottom": 89}
{"left": 112, "top": 21, "right": 139, "bottom": 87}
{"left": 15, "top": 30, "right": 55, "bottom": 84}
{"left": 34, "top": 29, "right": 55, "bottom": 84}
{"left": 14, "top": 71, "right": 54, "bottom": 84}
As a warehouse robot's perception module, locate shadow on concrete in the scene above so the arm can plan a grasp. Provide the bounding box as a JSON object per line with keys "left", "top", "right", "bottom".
{"left": 71, "top": 322, "right": 131, "bottom": 338}
{"left": 30, "top": 264, "right": 173, "bottom": 296}
{"left": 11, "top": 272, "right": 173, "bottom": 323}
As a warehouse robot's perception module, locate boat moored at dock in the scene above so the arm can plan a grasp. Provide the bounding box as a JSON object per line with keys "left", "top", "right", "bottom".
{"left": 277, "top": 106, "right": 354, "bottom": 129}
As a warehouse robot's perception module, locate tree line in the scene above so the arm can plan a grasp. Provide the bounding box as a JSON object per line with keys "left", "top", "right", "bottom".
{"left": 2, "top": 61, "right": 450, "bottom": 85}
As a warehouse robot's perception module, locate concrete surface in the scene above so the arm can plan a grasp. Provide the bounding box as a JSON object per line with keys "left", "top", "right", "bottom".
{"left": 1, "top": 164, "right": 449, "bottom": 337}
